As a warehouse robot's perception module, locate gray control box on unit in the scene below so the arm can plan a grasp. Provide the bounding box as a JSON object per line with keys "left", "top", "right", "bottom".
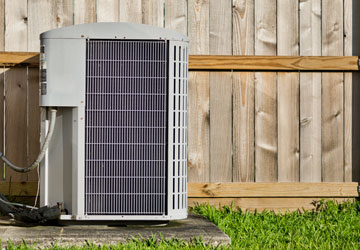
{"left": 40, "top": 22, "right": 189, "bottom": 221}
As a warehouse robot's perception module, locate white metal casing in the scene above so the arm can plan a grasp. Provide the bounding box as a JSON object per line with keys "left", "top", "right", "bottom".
{"left": 40, "top": 23, "right": 189, "bottom": 221}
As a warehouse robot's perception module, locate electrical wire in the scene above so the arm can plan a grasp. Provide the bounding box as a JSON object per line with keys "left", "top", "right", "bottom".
{"left": 33, "top": 162, "right": 40, "bottom": 209}
{"left": 0, "top": 196, "right": 38, "bottom": 210}
{"left": 0, "top": 108, "right": 57, "bottom": 173}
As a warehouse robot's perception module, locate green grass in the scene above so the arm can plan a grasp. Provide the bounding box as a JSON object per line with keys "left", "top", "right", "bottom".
{"left": 5, "top": 200, "right": 360, "bottom": 249}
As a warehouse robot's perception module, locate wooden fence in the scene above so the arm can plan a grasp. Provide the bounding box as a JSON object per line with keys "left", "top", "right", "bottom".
{"left": 0, "top": 0, "right": 358, "bottom": 211}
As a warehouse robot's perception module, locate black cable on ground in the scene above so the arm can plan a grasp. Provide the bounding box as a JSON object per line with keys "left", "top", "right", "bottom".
{"left": 0, "top": 195, "right": 61, "bottom": 224}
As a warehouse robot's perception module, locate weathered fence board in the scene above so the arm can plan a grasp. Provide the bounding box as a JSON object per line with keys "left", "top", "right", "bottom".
{"left": 209, "top": 0, "right": 232, "bottom": 182}
{"left": 344, "top": 0, "right": 353, "bottom": 182}
{"left": 254, "top": 0, "right": 277, "bottom": 182}
{"left": 299, "top": 0, "right": 322, "bottom": 182}
{"left": 188, "top": 72, "right": 210, "bottom": 182}
{"left": 322, "top": 0, "right": 344, "bottom": 182}
{"left": 97, "top": 0, "right": 119, "bottom": 22}
{"left": 187, "top": 0, "right": 210, "bottom": 182}
{"left": 4, "top": 68, "right": 27, "bottom": 182}
{"left": 142, "top": 0, "right": 164, "bottom": 27}
{"left": 0, "top": 0, "right": 3, "bottom": 51}
{"left": 277, "top": 0, "right": 299, "bottom": 182}
{"left": 165, "top": 0, "right": 187, "bottom": 34}
{"left": 232, "top": 0, "right": 254, "bottom": 182}
{"left": 28, "top": 0, "right": 73, "bottom": 51}
{"left": 5, "top": 0, "right": 27, "bottom": 52}
{"left": 74, "top": 0, "right": 96, "bottom": 24}
{"left": 120, "top": 0, "right": 142, "bottom": 23}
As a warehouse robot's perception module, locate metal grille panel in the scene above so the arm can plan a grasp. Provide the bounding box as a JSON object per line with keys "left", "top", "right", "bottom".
{"left": 85, "top": 40, "right": 168, "bottom": 215}
{"left": 170, "top": 44, "right": 188, "bottom": 212}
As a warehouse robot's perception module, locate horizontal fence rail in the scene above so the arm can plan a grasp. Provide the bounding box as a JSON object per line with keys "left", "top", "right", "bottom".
{"left": 3, "top": 182, "right": 358, "bottom": 198}
{"left": 0, "top": 52, "right": 359, "bottom": 71}
{"left": 189, "top": 55, "right": 360, "bottom": 71}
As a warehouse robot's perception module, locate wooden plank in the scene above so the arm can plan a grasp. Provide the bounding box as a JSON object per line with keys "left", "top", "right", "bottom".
{"left": 232, "top": 0, "right": 255, "bottom": 182}
{"left": 209, "top": 0, "right": 232, "bottom": 182}
{"left": 0, "top": 0, "right": 4, "bottom": 50}
{"left": 0, "top": 52, "right": 39, "bottom": 67}
{"left": 254, "top": 72, "right": 277, "bottom": 182}
{"left": 26, "top": 69, "right": 40, "bottom": 182}
{"left": 97, "top": 0, "right": 119, "bottom": 22}
{"left": 0, "top": 67, "right": 4, "bottom": 181}
{"left": 209, "top": 72, "right": 232, "bottom": 182}
{"left": 0, "top": 52, "right": 359, "bottom": 71}
{"left": 187, "top": 0, "right": 210, "bottom": 182}
{"left": 233, "top": 0, "right": 254, "bottom": 56}
{"left": 142, "top": 0, "right": 164, "bottom": 27}
{"left": 188, "top": 197, "right": 354, "bottom": 212}
{"left": 188, "top": 72, "right": 210, "bottom": 182}
{"left": 344, "top": 0, "right": 352, "bottom": 182}
{"left": 165, "top": 0, "right": 187, "bottom": 35}
{"left": 74, "top": 0, "right": 96, "bottom": 24}
{"left": 188, "top": 55, "right": 359, "bottom": 71}
{"left": 188, "top": 0, "right": 209, "bottom": 55}
{"left": 4, "top": 68, "right": 27, "bottom": 182}
{"left": 277, "top": 73, "right": 299, "bottom": 181}
{"left": 188, "top": 182, "right": 359, "bottom": 198}
{"left": 28, "top": 0, "right": 73, "bottom": 51}
{"left": 277, "top": 0, "right": 298, "bottom": 55}
{"left": 119, "top": 0, "right": 142, "bottom": 23}
{"left": 0, "top": 181, "right": 37, "bottom": 196}
{"left": 209, "top": 0, "right": 232, "bottom": 54}
{"left": 3, "top": 181, "right": 359, "bottom": 199}
{"left": 299, "top": 0, "right": 322, "bottom": 182}
{"left": 277, "top": 0, "right": 299, "bottom": 182}
{"left": 233, "top": 72, "right": 254, "bottom": 182}
{"left": 322, "top": 0, "right": 344, "bottom": 182}
{"left": 4, "top": 0, "right": 27, "bottom": 51}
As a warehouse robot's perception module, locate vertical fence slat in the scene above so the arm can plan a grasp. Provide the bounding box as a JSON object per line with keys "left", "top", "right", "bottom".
{"left": 254, "top": 0, "right": 277, "bottom": 182}
{"left": 277, "top": 0, "right": 299, "bottom": 182}
{"left": 188, "top": 0, "right": 210, "bottom": 182}
{"left": 322, "top": 0, "right": 344, "bottom": 182}
{"left": 188, "top": 0, "right": 209, "bottom": 56}
{"left": 97, "top": 0, "right": 119, "bottom": 22}
{"left": 299, "top": 0, "right": 322, "bottom": 182}
{"left": 4, "top": 0, "right": 28, "bottom": 181}
{"left": 27, "top": 69, "right": 40, "bottom": 182}
{"left": 142, "top": 0, "right": 165, "bottom": 27}
{"left": 277, "top": 72, "right": 299, "bottom": 181}
{"left": 5, "top": 0, "right": 27, "bottom": 51}
{"left": 165, "top": 0, "right": 187, "bottom": 35}
{"left": 119, "top": 0, "right": 142, "bottom": 23}
{"left": 0, "top": 0, "right": 4, "bottom": 51}
{"left": 0, "top": 68, "right": 4, "bottom": 181}
{"left": 188, "top": 72, "right": 210, "bottom": 182}
{"left": 5, "top": 68, "right": 27, "bottom": 182}
{"left": 28, "top": 0, "right": 73, "bottom": 52}
{"left": 232, "top": 0, "right": 255, "bottom": 182}
{"left": 344, "top": 0, "right": 352, "bottom": 182}
{"left": 209, "top": 0, "right": 232, "bottom": 182}
{"left": 74, "top": 0, "right": 96, "bottom": 24}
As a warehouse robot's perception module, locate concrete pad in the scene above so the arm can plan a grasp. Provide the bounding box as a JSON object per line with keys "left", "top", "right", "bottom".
{"left": 0, "top": 214, "right": 230, "bottom": 247}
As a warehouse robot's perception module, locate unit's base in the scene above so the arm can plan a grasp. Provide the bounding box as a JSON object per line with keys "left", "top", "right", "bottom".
{"left": 59, "top": 213, "right": 187, "bottom": 222}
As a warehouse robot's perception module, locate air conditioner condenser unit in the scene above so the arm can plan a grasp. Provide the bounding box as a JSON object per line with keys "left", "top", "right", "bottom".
{"left": 39, "top": 23, "right": 189, "bottom": 221}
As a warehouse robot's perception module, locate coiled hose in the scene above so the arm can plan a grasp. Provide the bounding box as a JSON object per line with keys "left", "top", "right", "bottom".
{"left": 0, "top": 108, "right": 57, "bottom": 173}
